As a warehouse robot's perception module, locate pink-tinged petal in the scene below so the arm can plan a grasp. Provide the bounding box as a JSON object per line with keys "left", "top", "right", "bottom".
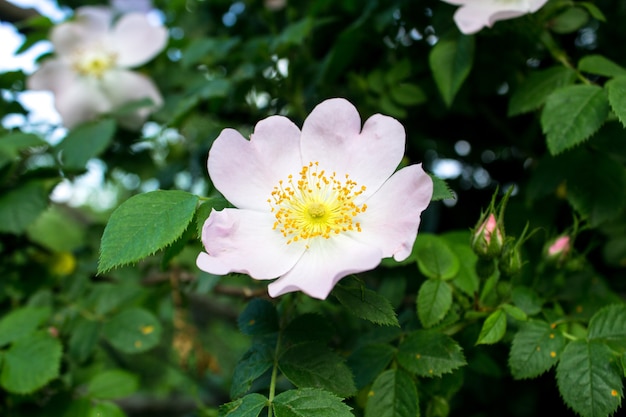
{"left": 354, "top": 164, "right": 433, "bottom": 261}
{"left": 268, "top": 235, "right": 382, "bottom": 300}
{"left": 50, "top": 22, "right": 94, "bottom": 56}
{"left": 111, "top": 13, "right": 168, "bottom": 67}
{"left": 99, "top": 69, "right": 163, "bottom": 128}
{"left": 27, "top": 60, "right": 76, "bottom": 94}
{"left": 51, "top": 7, "right": 113, "bottom": 55}
{"left": 75, "top": 6, "right": 114, "bottom": 32}
{"left": 196, "top": 208, "right": 304, "bottom": 278}
{"left": 208, "top": 116, "right": 303, "bottom": 211}
{"left": 54, "top": 79, "right": 112, "bottom": 128}
{"left": 452, "top": 6, "right": 493, "bottom": 34}
{"left": 300, "top": 98, "right": 405, "bottom": 196}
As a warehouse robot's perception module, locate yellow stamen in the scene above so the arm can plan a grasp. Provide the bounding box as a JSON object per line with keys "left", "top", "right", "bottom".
{"left": 268, "top": 161, "right": 366, "bottom": 246}
{"left": 73, "top": 48, "right": 117, "bottom": 78}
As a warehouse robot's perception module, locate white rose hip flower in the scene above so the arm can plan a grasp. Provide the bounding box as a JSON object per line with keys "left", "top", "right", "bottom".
{"left": 197, "top": 98, "right": 433, "bottom": 300}
{"left": 27, "top": 6, "right": 168, "bottom": 129}
{"left": 441, "top": 0, "right": 549, "bottom": 35}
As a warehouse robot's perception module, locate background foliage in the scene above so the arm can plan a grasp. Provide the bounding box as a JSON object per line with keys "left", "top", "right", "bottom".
{"left": 1, "top": 0, "right": 625, "bottom": 416}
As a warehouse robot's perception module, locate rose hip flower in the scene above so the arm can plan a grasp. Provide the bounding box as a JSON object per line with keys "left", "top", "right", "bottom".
{"left": 27, "top": 6, "right": 168, "bottom": 129}
{"left": 196, "top": 98, "right": 433, "bottom": 300}
{"left": 440, "top": 0, "right": 549, "bottom": 35}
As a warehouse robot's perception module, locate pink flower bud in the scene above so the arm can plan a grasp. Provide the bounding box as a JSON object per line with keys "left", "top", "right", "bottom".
{"left": 548, "top": 236, "right": 571, "bottom": 256}
{"left": 471, "top": 213, "right": 504, "bottom": 259}
{"left": 545, "top": 235, "right": 572, "bottom": 266}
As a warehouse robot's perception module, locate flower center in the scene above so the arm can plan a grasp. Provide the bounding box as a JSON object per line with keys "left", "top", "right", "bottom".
{"left": 268, "top": 161, "right": 367, "bottom": 246}
{"left": 72, "top": 48, "right": 117, "bottom": 78}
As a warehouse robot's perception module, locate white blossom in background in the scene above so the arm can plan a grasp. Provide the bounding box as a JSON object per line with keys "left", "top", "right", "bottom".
{"left": 27, "top": 6, "right": 168, "bottom": 129}
{"left": 441, "top": 0, "right": 549, "bottom": 35}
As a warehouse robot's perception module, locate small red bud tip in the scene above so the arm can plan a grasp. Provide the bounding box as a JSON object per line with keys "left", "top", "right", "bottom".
{"left": 48, "top": 327, "right": 59, "bottom": 338}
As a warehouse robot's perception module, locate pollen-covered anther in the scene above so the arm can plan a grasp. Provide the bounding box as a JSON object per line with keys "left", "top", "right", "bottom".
{"left": 269, "top": 162, "right": 367, "bottom": 245}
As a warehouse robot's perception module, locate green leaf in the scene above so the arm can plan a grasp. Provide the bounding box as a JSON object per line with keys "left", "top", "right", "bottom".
{"left": 605, "top": 76, "right": 626, "bottom": 127}
{"left": 0, "top": 307, "right": 50, "bottom": 347}
{"left": 272, "top": 388, "right": 353, "bottom": 417}
{"left": 556, "top": 340, "right": 623, "bottom": 417}
{"left": 541, "top": 84, "right": 609, "bottom": 155}
{"left": 86, "top": 369, "right": 139, "bottom": 400}
{"left": 501, "top": 304, "right": 528, "bottom": 321}
{"left": 565, "top": 151, "right": 626, "bottom": 226}
{"left": 365, "top": 369, "right": 419, "bottom": 417}
{"left": 347, "top": 343, "right": 396, "bottom": 389}
{"left": 218, "top": 393, "right": 268, "bottom": 417}
{"left": 182, "top": 37, "right": 240, "bottom": 68}
{"left": 476, "top": 309, "right": 507, "bottom": 345}
{"left": 0, "top": 332, "right": 62, "bottom": 394}
{"left": 414, "top": 234, "right": 460, "bottom": 280}
{"left": 0, "top": 132, "right": 46, "bottom": 168}
{"left": 0, "top": 181, "right": 49, "bottom": 234}
{"left": 587, "top": 304, "right": 626, "bottom": 349}
{"left": 231, "top": 344, "right": 274, "bottom": 399}
{"left": 429, "top": 34, "right": 474, "bottom": 107}
{"left": 283, "top": 314, "right": 333, "bottom": 344}
{"left": 279, "top": 342, "right": 356, "bottom": 398}
{"left": 68, "top": 318, "right": 101, "bottom": 363}
{"left": 511, "top": 286, "right": 544, "bottom": 316}
{"left": 579, "top": 55, "right": 626, "bottom": 78}
{"left": 98, "top": 190, "right": 199, "bottom": 273}
{"left": 88, "top": 401, "right": 126, "bottom": 417}
{"left": 447, "top": 242, "right": 479, "bottom": 297}
{"left": 102, "top": 308, "right": 162, "bottom": 354}
{"left": 430, "top": 175, "right": 455, "bottom": 201}
{"left": 508, "top": 66, "right": 577, "bottom": 116}
{"left": 26, "top": 205, "right": 86, "bottom": 252}
{"left": 509, "top": 320, "right": 566, "bottom": 379}
{"left": 578, "top": 2, "right": 606, "bottom": 21}
{"left": 238, "top": 299, "right": 279, "bottom": 336}
{"left": 397, "top": 330, "right": 466, "bottom": 377}
{"left": 56, "top": 119, "right": 116, "bottom": 169}
{"left": 333, "top": 279, "right": 399, "bottom": 327}
{"left": 549, "top": 7, "right": 589, "bottom": 34}
{"left": 390, "top": 83, "right": 427, "bottom": 106}
{"left": 417, "top": 280, "right": 452, "bottom": 328}
{"left": 273, "top": 17, "right": 315, "bottom": 50}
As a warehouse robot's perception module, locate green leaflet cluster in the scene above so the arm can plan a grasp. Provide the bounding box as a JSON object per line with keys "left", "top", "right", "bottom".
{"left": 222, "top": 296, "right": 468, "bottom": 417}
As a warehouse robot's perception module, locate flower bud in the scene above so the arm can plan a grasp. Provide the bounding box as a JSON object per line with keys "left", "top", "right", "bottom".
{"left": 471, "top": 213, "right": 505, "bottom": 259}
{"left": 498, "top": 240, "right": 523, "bottom": 277}
{"left": 545, "top": 235, "right": 572, "bottom": 266}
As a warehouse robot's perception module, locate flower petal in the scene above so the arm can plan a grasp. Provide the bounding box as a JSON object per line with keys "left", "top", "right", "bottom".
{"left": 268, "top": 236, "right": 382, "bottom": 300}
{"left": 208, "top": 116, "right": 303, "bottom": 210}
{"left": 354, "top": 164, "right": 433, "bottom": 261}
{"left": 27, "top": 59, "right": 75, "bottom": 94}
{"left": 51, "top": 7, "right": 112, "bottom": 55}
{"left": 197, "top": 208, "right": 304, "bottom": 279}
{"left": 300, "top": 98, "right": 405, "bottom": 196}
{"left": 111, "top": 13, "right": 168, "bottom": 67}
{"left": 99, "top": 69, "right": 163, "bottom": 128}
{"left": 54, "top": 79, "right": 112, "bottom": 128}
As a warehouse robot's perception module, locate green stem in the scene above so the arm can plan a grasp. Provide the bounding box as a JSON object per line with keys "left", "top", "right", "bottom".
{"left": 267, "top": 345, "right": 280, "bottom": 417}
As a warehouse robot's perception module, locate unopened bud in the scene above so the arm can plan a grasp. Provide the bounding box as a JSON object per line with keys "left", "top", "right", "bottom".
{"left": 499, "top": 241, "right": 523, "bottom": 277}
{"left": 471, "top": 214, "right": 504, "bottom": 259}
{"left": 545, "top": 235, "right": 572, "bottom": 266}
